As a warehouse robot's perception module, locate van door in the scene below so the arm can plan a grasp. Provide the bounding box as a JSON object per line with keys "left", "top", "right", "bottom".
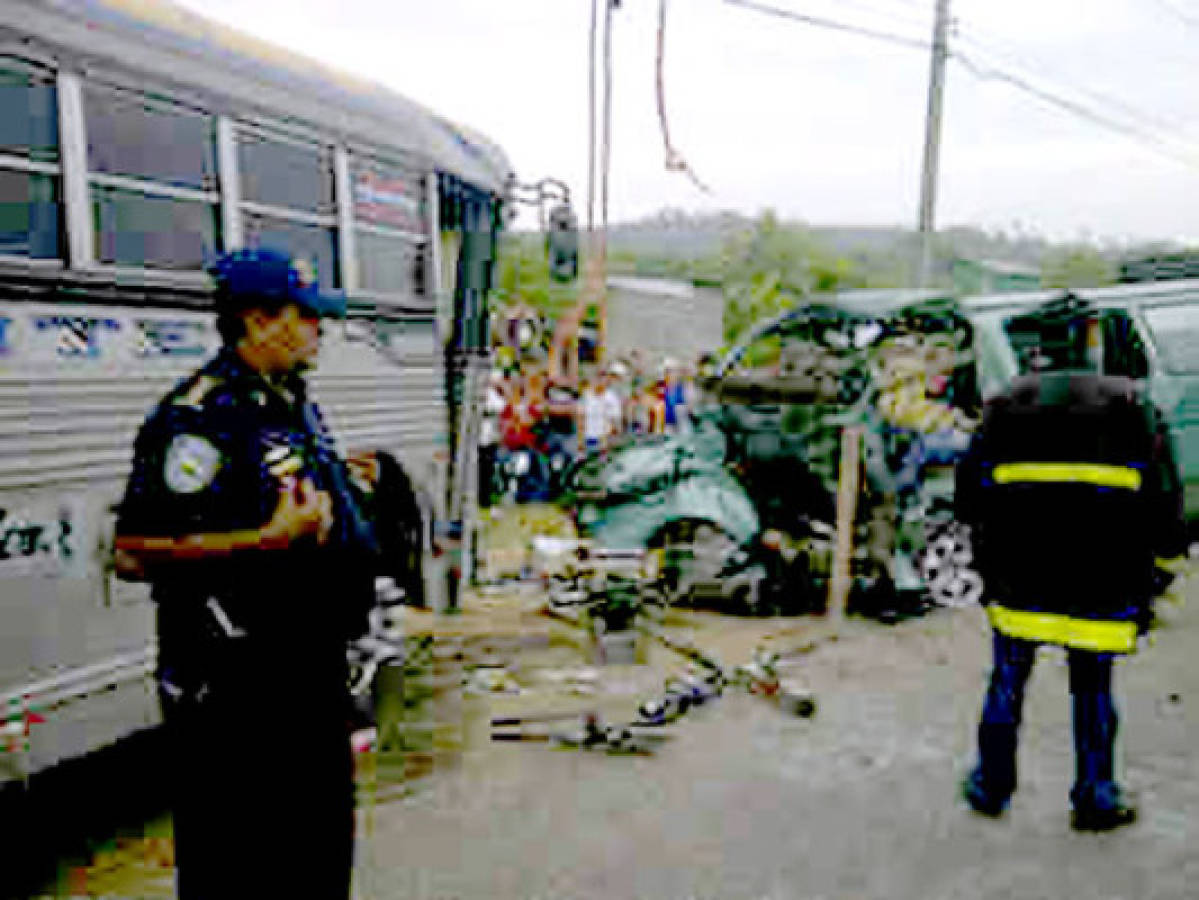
{"left": 1137, "top": 302, "right": 1199, "bottom": 522}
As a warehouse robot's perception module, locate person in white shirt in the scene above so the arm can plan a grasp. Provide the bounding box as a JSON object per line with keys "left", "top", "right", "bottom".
{"left": 600, "top": 371, "right": 624, "bottom": 441}
{"left": 578, "top": 376, "right": 609, "bottom": 455}
{"left": 479, "top": 371, "right": 507, "bottom": 505}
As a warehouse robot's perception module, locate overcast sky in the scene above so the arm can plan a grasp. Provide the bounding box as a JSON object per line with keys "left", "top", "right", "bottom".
{"left": 175, "top": 0, "right": 1199, "bottom": 245}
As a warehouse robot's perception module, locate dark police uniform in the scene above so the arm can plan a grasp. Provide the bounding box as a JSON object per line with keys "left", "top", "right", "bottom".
{"left": 116, "top": 252, "right": 376, "bottom": 897}
{"left": 956, "top": 372, "right": 1186, "bottom": 827}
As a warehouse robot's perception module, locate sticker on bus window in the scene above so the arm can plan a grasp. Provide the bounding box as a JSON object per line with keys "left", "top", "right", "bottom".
{"left": 0, "top": 317, "right": 10, "bottom": 356}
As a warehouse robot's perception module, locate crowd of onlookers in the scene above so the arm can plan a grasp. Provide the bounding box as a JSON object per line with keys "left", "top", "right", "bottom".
{"left": 478, "top": 353, "right": 700, "bottom": 503}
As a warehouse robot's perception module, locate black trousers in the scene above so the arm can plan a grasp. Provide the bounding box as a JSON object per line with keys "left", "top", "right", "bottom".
{"left": 971, "top": 631, "right": 1122, "bottom": 812}
{"left": 161, "top": 662, "right": 354, "bottom": 900}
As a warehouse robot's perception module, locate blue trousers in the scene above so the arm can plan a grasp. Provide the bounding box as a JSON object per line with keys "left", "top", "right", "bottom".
{"left": 970, "top": 630, "right": 1122, "bottom": 812}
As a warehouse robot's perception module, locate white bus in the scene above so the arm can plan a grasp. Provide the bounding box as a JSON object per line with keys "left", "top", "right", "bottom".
{"left": 0, "top": 0, "right": 511, "bottom": 790}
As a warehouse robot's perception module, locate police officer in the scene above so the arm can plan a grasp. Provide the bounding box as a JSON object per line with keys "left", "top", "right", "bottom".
{"left": 113, "top": 248, "right": 377, "bottom": 898}
{"left": 956, "top": 371, "right": 1187, "bottom": 831}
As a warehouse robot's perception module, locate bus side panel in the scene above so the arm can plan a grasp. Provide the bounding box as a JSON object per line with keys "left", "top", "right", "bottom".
{"left": 0, "top": 301, "right": 217, "bottom": 786}
{"left": 0, "top": 301, "right": 440, "bottom": 786}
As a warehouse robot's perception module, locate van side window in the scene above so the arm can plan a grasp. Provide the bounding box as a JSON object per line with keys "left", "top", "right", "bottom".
{"left": 1102, "top": 311, "right": 1149, "bottom": 380}
{"left": 0, "top": 57, "right": 61, "bottom": 259}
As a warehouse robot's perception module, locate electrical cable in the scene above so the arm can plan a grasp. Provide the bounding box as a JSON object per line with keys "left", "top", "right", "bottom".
{"left": 723, "top": 0, "right": 930, "bottom": 51}
{"left": 725, "top": 0, "right": 1199, "bottom": 171}
{"left": 657, "top": 0, "right": 712, "bottom": 193}
{"left": 1144, "top": 0, "right": 1199, "bottom": 30}
{"left": 952, "top": 50, "right": 1199, "bottom": 171}
{"left": 951, "top": 24, "right": 1184, "bottom": 138}
{"left": 791, "top": 0, "right": 933, "bottom": 32}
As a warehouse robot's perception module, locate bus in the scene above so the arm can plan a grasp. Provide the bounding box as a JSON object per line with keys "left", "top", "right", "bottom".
{"left": 0, "top": 0, "right": 511, "bottom": 791}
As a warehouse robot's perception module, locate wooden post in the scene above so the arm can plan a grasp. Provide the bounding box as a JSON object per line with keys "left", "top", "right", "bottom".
{"left": 828, "top": 425, "right": 864, "bottom": 629}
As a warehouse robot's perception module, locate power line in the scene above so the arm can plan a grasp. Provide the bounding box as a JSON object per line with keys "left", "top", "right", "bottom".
{"left": 1145, "top": 0, "right": 1199, "bottom": 30}
{"left": 724, "top": 0, "right": 930, "bottom": 51}
{"left": 951, "top": 25, "right": 1183, "bottom": 138}
{"left": 799, "top": 0, "right": 933, "bottom": 31}
{"left": 725, "top": 0, "right": 1199, "bottom": 171}
{"left": 952, "top": 51, "right": 1199, "bottom": 170}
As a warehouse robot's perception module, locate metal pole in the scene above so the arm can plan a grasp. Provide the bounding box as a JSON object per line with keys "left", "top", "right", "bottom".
{"left": 598, "top": 0, "right": 615, "bottom": 365}
{"left": 587, "top": 0, "right": 599, "bottom": 237}
{"left": 917, "top": 0, "right": 951, "bottom": 289}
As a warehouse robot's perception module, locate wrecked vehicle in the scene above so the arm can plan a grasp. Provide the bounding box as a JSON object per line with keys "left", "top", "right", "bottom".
{"left": 564, "top": 290, "right": 984, "bottom": 618}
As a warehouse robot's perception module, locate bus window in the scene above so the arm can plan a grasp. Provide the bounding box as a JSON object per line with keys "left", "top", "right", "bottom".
{"left": 84, "top": 84, "right": 217, "bottom": 190}
{"left": 236, "top": 126, "right": 338, "bottom": 286}
{"left": 82, "top": 84, "right": 219, "bottom": 269}
{"left": 0, "top": 58, "right": 61, "bottom": 259}
{"left": 242, "top": 211, "right": 337, "bottom": 289}
{"left": 237, "top": 129, "right": 335, "bottom": 216}
{"left": 92, "top": 185, "right": 218, "bottom": 270}
{"left": 355, "top": 228, "right": 420, "bottom": 296}
{"left": 0, "top": 59, "right": 58, "bottom": 163}
{"left": 349, "top": 154, "right": 427, "bottom": 298}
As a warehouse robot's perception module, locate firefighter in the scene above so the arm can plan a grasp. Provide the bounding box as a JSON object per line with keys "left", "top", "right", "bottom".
{"left": 956, "top": 371, "right": 1187, "bottom": 831}
{"left": 113, "top": 248, "right": 377, "bottom": 898}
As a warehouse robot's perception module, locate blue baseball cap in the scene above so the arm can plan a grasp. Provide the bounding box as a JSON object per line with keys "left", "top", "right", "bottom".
{"left": 210, "top": 248, "right": 346, "bottom": 319}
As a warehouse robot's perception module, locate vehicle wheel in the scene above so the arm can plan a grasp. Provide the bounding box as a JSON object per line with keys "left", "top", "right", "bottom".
{"left": 929, "top": 568, "right": 984, "bottom": 608}
{"left": 651, "top": 519, "right": 738, "bottom": 606}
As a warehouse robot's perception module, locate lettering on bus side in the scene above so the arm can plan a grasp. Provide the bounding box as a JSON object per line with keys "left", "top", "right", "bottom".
{"left": 0, "top": 505, "right": 78, "bottom": 572}
{"left": 33, "top": 316, "right": 121, "bottom": 359}
{"left": 134, "top": 318, "right": 212, "bottom": 358}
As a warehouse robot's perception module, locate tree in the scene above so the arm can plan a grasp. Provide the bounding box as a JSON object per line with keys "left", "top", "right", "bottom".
{"left": 714, "top": 211, "right": 864, "bottom": 344}
{"left": 1041, "top": 246, "right": 1116, "bottom": 289}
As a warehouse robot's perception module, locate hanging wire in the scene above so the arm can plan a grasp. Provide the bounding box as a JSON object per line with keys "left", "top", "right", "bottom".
{"left": 657, "top": 0, "right": 712, "bottom": 193}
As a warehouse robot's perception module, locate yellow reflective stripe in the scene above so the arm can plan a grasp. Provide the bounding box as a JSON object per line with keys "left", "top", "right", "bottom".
{"left": 987, "top": 605, "right": 1137, "bottom": 653}
{"left": 992, "top": 463, "right": 1141, "bottom": 491}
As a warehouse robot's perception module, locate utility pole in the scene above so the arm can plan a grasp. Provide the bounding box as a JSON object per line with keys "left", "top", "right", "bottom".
{"left": 917, "top": 0, "right": 951, "bottom": 289}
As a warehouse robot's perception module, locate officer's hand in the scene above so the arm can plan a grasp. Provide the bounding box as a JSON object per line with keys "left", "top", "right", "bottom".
{"left": 346, "top": 450, "right": 380, "bottom": 490}
{"left": 263, "top": 478, "right": 332, "bottom": 545}
{"left": 314, "top": 488, "right": 334, "bottom": 546}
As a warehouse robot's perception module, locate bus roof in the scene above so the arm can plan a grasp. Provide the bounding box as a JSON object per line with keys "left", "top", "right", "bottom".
{"left": 7, "top": 0, "right": 512, "bottom": 193}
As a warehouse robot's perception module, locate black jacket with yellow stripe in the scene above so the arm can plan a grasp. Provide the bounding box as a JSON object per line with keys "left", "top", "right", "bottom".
{"left": 955, "top": 372, "right": 1186, "bottom": 654}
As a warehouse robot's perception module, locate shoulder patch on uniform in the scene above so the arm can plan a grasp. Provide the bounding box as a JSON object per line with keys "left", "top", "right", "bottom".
{"left": 173, "top": 375, "right": 224, "bottom": 409}
{"left": 164, "top": 434, "right": 223, "bottom": 494}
